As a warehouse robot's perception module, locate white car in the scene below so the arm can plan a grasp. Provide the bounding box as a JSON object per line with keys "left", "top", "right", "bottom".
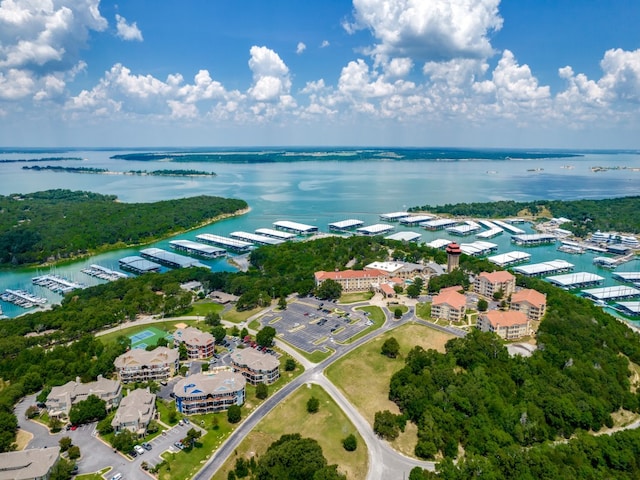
{"left": 134, "top": 445, "right": 145, "bottom": 455}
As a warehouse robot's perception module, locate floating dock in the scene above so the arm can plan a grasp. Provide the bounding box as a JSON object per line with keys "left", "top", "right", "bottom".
{"left": 561, "top": 239, "right": 606, "bottom": 253}
{"left": 399, "top": 215, "right": 433, "bottom": 226}
{"left": 513, "top": 260, "right": 575, "bottom": 277}
{"left": 273, "top": 220, "right": 318, "bottom": 235}
{"left": 511, "top": 233, "right": 557, "bottom": 246}
{"left": 230, "top": 231, "right": 284, "bottom": 246}
{"left": 558, "top": 244, "right": 585, "bottom": 254}
{"left": 379, "top": 212, "right": 410, "bottom": 222}
{"left": 582, "top": 285, "right": 640, "bottom": 301}
{"left": 612, "top": 272, "right": 640, "bottom": 283}
{"left": 32, "top": 274, "right": 85, "bottom": 294}
{"left": 196, "top": 233, "right": 253, "bottom": 253}
{"left": 169, "top": 239, "right": 227, "bottom": 259}
{"left": 140, "top": 248, "right": 209, "bottom": 269}
{"left": 487, "top": 251, "right": 531, "bottom": 267}
{"left": 255, "top": 228, "right": 297, "bottom": 240}
{"left": 477, "top": 227, "right": 503, "bottom": 239}
{"left": 493, "top": 220, "right": 526, "bottom": 234}
{"left": 616, "top": 301, "right": 640, "bottom": 316}
{"left": 459, "top": 241, "right": 498, "bottom": 256}
{"left": 446, "top": 224, "right": 481, "bottom": 236}
{"left": 385, "top": 231, "right": 422, "bottom": 242}
{"left": 547, "top": 272, "right": 604, "bottom": 289}
{"left": 328, "top": 219, "right": 364, "bottom": 232}
{"left": 119, "top": 256, "right": 162, "bottom": 274}
{"left": 423, "top": 218, "right": 458, "bottom": 230}
{"left": 81, "top": 264, "right": 129, "bottom": 281}
{"left": 356, "top": 224, "right": 394, "bottom": 236}
{"left": 478, "top": 220, "right": 499, "bottom": 229}
{"left": 1, "top": 289, "right": 47, "bottom": 308}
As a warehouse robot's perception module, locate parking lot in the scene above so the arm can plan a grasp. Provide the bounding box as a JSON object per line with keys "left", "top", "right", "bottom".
{"left": 257, "top": 298, "right": 372, "bottom": 354}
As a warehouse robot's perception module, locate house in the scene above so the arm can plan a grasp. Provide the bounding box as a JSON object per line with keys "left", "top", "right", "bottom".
{"left": 174, "top": 326, "right": 215, "bottom": 359}
{"left": 474, "top": 271, "right": 516, "bottom": 298}
{"left": 314, "top": 269, "right": 389, "bottom": 293}
{"left": 0, "top": 447, "right": 60, "bottom": 480}
{"left": 114, "top": 346, "right": 179, "bottom": 383}
{"left": 511, "top": 288, "right": 547, "bottom": 321}
{"left": 111, "top": 388, "right": 156, "bottom": 436}
{"left": 431, "top": 288, "right": 467, "bottom": 323}
{"left": 230, "top": 348, "right": 280, "bottom": 385}
{"left": 46, "top": 375, "right": 122, "bottom": 417}
{"left": 477, "top": 310, "right": 530, "bottom": 340}
{"left": 173, "top": 372, "right": 245, "bottom": 415}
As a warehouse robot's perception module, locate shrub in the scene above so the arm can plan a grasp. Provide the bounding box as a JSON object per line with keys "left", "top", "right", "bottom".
{"left": 342, "top": 434, "right": 357, "bottom": 451}
{"left": 307, "top": 396, "right": 319, "bottom": 414}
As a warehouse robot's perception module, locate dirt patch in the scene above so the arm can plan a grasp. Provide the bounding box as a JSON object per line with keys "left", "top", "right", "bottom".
{"left": 14, "top": 429, "right": 33, "bottom": 450}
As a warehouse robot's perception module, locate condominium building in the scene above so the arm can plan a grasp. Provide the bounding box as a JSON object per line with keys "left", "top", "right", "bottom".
{"left": 511, "top": 288, "right": 547, "bottom": 321}
{"left": 111, "top": 388, "right": 156, "bottom": 436}
{"left": 173, "top": 372, "right": 245, "bottom": 415}
{"left": 174, "top": 326, "right": 215, "bottom": 359}
{"left": 231, "top": 348, "right": 280, "bottom": 385}
{"left": 0, "top": 447, "right": 60, "bottom": 480}
{"left": 431, "top": 287, "right": 467, "bottom": 323}
{"left": 114, "top": 346, "right": 179, "bottom": 383}
{"left": 474, "top": 271, "right": 516, "bottom": 298}
{"left": 314, "top": 269, "right": 389, "bottom": 293}
{"left": 46, "top": 375, "right": 121, "bottom": 417}
{"left": 477, "top": 310, "right": 530, "bottom": 340}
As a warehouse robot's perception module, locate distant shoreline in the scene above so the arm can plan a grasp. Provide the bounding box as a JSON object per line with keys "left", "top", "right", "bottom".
{"left": 22, "top": 165, "right": 216, "bottom": 177}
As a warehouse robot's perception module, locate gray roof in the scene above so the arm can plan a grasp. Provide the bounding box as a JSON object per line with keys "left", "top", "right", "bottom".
{"left": 0, "top": 447, "right": 60, "bottom": 480}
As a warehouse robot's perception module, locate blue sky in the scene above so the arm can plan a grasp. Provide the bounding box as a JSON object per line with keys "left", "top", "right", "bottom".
{"left": 1, "top": 0, "right": 640, "bottom": 148}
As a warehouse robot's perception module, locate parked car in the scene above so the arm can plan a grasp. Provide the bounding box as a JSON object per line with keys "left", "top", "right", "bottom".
{"left": 174, "top": 441, "right": 185, "bottom": 450}
{"left": 128, "top": 449, "right": 137, "bottom": 458}
{"left": 134, "top": 445, "right": 145, "bottom": 455}
{"left": 183, "top": 417, "right": 190, "bottom": 425}
{"left": 141, "top": 442, "right": 152, "bottom": 451}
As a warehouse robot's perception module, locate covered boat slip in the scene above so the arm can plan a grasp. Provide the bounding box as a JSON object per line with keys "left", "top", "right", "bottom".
{"left": 385, "top": 231, "right": 422, "bottom": 242}
{"left": 511, "top": 233, "right": 557, "bottom": 246}
{"left": 612, "top": 272, "right": 640, "bottom": 283}
{"left": 328, "top": 219, "right": 364, "bottom": 231}
{"left": 169, "top": 239, "right": 226, "bottom": 258}
{"left": 196, "top": 233, "right": 253, "bottom": 253}
{"left": 487, "top": 251, "right": 531, "bottom": 267}
{"left": 230, "top": 231, "right": 284, "bottom": 246}
{"left": 582, "top": 285, "right": 640, "bottom": 301}
{"left": 356, "top": 223, "right": 395, "bottom": 236}
{"left": 254, "top": 228, "right": 297, "bottom": 240}
{"left": 547, "top": 272, "right": 605, "bottom": 289}
{"left": 273, "top": 220, "right": 318, "bottom": 234}
{"left": 119, "top": 255, "right": 162, "bottom": 274}
{"left": 513, "top": 259, "right": 575, "bottom": 277}
{"left": 140, "top": 247, "right": 209, "bottom": 269}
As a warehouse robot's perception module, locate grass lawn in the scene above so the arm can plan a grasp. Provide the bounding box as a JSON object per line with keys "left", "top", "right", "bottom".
{"left": 187, "top": 301, "right": 225, "bottom": 317}
{"left": 212, "top": 384, "right": 367, "bottom": 480}
{"left": 340, "top": 291, "right": 374, "bottom": 303}
{"left": 223, "top": 306, "right": 264, "bottom": 324}
{"left": 415, "top": 302, "right": 431, "bottom": 320}
{"left": 76, "top": 467, "right": 111, "bottom": 480}
{"left": 342, "top": 305, "right": 385, "bottom": 344}
{"left": 325, "top": 322, "right": 454, "bottom": 458}
{"left": 97, "top": 319, "right": 202, "bottom": 346}
{"left": 248, "top": 319, "right": 261, "bottom": 331}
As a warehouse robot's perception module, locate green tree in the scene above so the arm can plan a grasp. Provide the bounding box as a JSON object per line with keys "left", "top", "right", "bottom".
{"left": 342, "top": 433, "right": 357, "bottom": 451}
{"left": 381, "top": 337, "right": 400, "bottom": 358}
{"left": 69, "top": 395, "right": 107, "bottom": 425}
{"left": 394, "top": 307, "right": 403, "bottom": 319}
{"left": 240, "top": 327, "right": 249, "bottom": 340}
{"left": 59, "top": 436, "right": 72, "bottom": 452}
{"left": 49, "top": 458, "right": 74, "bottom": 480}
{"left": 227, "top": 405, "right": 242, "bottom": 424}
{"left": 234, "top": 457, "right": 249, "bottom": 478}
{"left": 48, "top": 416, "right": 62, "bottom": 432}
{"left": 285, "top": 358, "right": 296, "bottom": 371}
{"left": 406, "top": 283, "right": 422, "bottom": 298}
{"left": 374, "top": 410, "right": 400, "bottom": 440}
{"left": 307, "top": 396, "right": 320, "bottom": 414}
{"left": 211, "top": 326, "right": 227, "bottom": 345}
{"left": 256, "top": 326, "right": 277, "bottom": 348}
{"left": 278, "top": 296, "right": 287, "bottom": 310}
{"left": 25, "top": 405, "right": 39, "bottom": 419}
{"left": 477, "top": 298, "right": 488, "bottom": 312}
{"left": 178, "top": 342, "right": 188, "bottom": 360}
{"left": 68, "top": 445, "right": 81, "bottom": 460}
{"left": 316, "top": 279, "right": 342, "bottom": 301}
{"left": 185, "top": 427, "right": 202, "bottom": 447}
{"left": 205, "top": 312, "right": 222, "bottom": 326}
{"left": 493, "top": 289, "right": 504, "bottom": 301}
{"left": 256, "top": 383, "right": 269, "bottom": 400}
{"left": 156, "top": 337, "right": 169, "bottom": 347}
{"left": 112, "top": 429, "right": 135, "bottom": 452}
{"left": 253, "top": 434, "right": 332, "bottom": 480}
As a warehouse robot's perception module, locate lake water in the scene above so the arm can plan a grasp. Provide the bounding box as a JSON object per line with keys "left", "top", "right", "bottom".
{"left": 1, "top": 148, "right": 639, "bottom": 321}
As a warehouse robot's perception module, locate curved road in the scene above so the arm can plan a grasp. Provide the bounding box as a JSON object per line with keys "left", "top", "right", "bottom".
{"left": 193, "top": 304, "right": 454, "bottom": 480}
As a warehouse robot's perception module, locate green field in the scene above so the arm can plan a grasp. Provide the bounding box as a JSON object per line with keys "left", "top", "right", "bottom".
{"left": 213, "top": 384, "right": 367, "bottom": 480}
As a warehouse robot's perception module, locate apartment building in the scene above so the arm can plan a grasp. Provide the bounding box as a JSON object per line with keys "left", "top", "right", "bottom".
{"left": 230, "top": 348, "right": 280, "bottom": 385}
{"left": 46, "top": 375, "right": 121, "bottom": 417}
{"left": 511, "top": 288, "right": 547, "bottom": 321}
{"left": 111, "top": 388, "right": 156, "bottom": 436}
{"left": 174, "top": 326, "right": 215, "bottom": 359}
{"left": 474, "top": 271, "right": 516, "bottom": 298}
{"left": 173, "top": 371, "right": 245, "bottom": 415}
{"left": 477, "top": 310, "right": 530, "bottom": 340}
{"left": 114, "top": 346, "right": 179, "bottom": 383}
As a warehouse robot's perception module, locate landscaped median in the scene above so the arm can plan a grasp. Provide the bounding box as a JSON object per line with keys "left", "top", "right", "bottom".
{"left": 325, "top": 322, "right": 455, "bottom": 458}
{"left": 212, "top": 383, "right": 367, "bottom": 480}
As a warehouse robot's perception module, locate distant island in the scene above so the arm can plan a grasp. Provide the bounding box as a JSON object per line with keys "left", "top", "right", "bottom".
{"left": 22, "top": 165, "right": 216, "bottom": 177}
{"left": 0, "top": 157, "right": 83, "bottom": 163}
{"left": 0, "top": 189, "right": 246, "bottom": 267}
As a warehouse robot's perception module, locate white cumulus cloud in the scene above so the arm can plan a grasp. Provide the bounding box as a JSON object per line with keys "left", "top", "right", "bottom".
{"left": 247, "top": 45, "right": 291, "bottom": 102}
{"left": 320, "top": 40, "right": 330, "bottom": 48}
{"left": 296, "top": 42, "right": 306, "bottom": 54}
{"left": 115, "top": 14, "right": 143, "bottom": 42}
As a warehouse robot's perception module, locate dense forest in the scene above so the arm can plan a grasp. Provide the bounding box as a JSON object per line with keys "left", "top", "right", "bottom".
{"left": 408, "top": 196, "right": 640, "bottom": 236}
{"left": 22, "top": 166, "right": 216, "bottom": 176}
{"left": 0, "top": 190, "right": 247, "bottom": 266}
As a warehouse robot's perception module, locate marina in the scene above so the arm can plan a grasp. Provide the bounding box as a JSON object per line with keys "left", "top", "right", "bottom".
{"left": 230, "top": 231, "right": 284, "bottom": 246}
{"left": 32, "top": 274, "right": 85, "bottom": 294}
{"left": 612, "top": 272, "right": 640, "bottom": 283}
{"left": 385, "top": 231, "right": 422, "bottom": 242}
{"left": 423, "top": 218, "right": 458, "bottom": 230}
{"left": 356, "top": 224, "right": 395, "bottom": 236}
{"left": 547, "top": 272, "right": 605, "bottom": 289}
{"left": 196, "top": 233, "right": 253, "bottom": 253}
{"left": 1, "top": 289, "right": 47, "bottom": 308}
{"left": 493, "top": 220, "right": 526, "bottom": 235}
{"left": 511, "top": 233, "right": 557, "bottom": 246}
{"left": 558, "top": 244, "right": 585, "bottom": 254}
{"left": 119, "top": 256, "right": 162, "bottom": 274}
{"left": 273, "top": 220, "right": 318, "bottom": 235}
{"left": 81, "top": 264, "right": 129, "bottom": 282}
{"left": 379, "top": 212, "right": 410, "bottom": 222}
{"left": 328, "top": 219, "right": 364, "bottom": 232}
{"left": 140, "top": 248, "right": 209, "bottom": 269}
{"left": 254, "top": 228, "right": 297, "bottom": 240}
{"left": 399, "top": 215, "right": 433, "bottom": 226}
{"left": 487, "top": 251, "right": 531, "bottom": 267}
{"left": 477, "top": 227, "right": 504, "bottom": 239}
{"left": 459, "top": 241, "right": 498, "bottom": 256}
{"left": 582, "top": 285, "right": 640, "bottom": 301}
{"left": 513, "top": 259, "right": 575, "bottom": 277}
{"left": 169, "top": 239, "right": 227, "bottom": 259}
{"left": 446, "top": 224, "right": 481, "bottom": 236}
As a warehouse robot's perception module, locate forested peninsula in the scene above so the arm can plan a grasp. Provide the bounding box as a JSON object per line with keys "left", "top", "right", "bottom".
{"left": 22, "top": 165, "right": 216, "bottom": 177}
{"left": 409, "top": 196, "right": 640, "bottom": 237}
{"left": 0, "top": 190, "right": 246, "bottom": 267}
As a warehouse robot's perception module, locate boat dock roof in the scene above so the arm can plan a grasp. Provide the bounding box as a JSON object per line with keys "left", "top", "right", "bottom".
{"left": 582, "top": 285, "right": 640, "bottom": 301}
{"left": 488, "top": 251, "right": 531, "bottom": 267}
{"left": 119, "top": 255, "right": 162, "bottom": 274}
{"left": 32, "top": 274, "right": 84, "bottom": 293}
{"left": 82, "top": 264, "right": 129, "bottom": 281}
{"left": 328, "top": 219, "right": 365, "bottom": 231}
{"left": 612, "top": 272, "right": 640, "bottom": 283}
{"left": 478, "top": 219, "right": 499, "bottom": 229}
{"left": 446, "top": 224, "right": 481, "bottom": 236}
{"left": 513, "top": 259, "right": 574, "bottom": 277}
{"left": 379, "top": 212, "right": 410, "bottom": 221}
{"left": 547, "top": 272, "right": 604, "bottom": 288}
{"left": 230, "top": 231, "right": 284, "bottom": 246}
{"left": 511, "top": 233, "right": 557, "bottom": 245}
{"left": 385, "top": 231, "right": 422, "bottom": 242}
{"left": 616, "top": 301, "right": 640, "bottom": 315}
{"left": 493, "top": 220, "right": 526, "bottom": 234}
{"left": 423, "top": 218, "right": 458, "bottom": 230}
{"left": 273, "top": 220, "right": 318, "bottom": 234}
{"left": 356, "top": 224, "right": 395, "bottom": 236}
{"left": 140, "top": 248, "right": 208, "bottom": 269}
{"left": 255, "top": 228, "right": 297, "bottom": 240}
{"left": 196, "top": 233, "right": 253, "bottom": 252}
{"left": 426, "top": 238, "right": 453, "bottom": 249}
{"left": 477, "top": 227, "right": 504, "bottom": 238}
{"left": 459, "top": 241, "right": 498, "bottom": 256}
{"left": 169, "top": 239, "right": 226, "bottom": 258}
{"left": 399, "top": 215, "right": 433, "bottom": 225}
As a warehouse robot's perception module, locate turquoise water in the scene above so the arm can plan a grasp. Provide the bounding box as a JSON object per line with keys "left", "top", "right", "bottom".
{"left": 1, "top": 148, "right": 639, "bottom": 321}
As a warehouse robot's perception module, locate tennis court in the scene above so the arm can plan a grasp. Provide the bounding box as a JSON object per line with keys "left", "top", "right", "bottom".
{"left": 129, "top": 326, "right": 170, "bottom": 349}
